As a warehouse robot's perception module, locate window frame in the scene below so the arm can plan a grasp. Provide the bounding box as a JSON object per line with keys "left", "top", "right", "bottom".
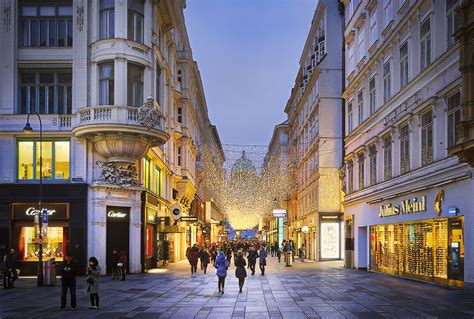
{"left": 447, "top": 92, "right": 462, "bottom": 148}
{"left": 358, "top": 90, "right": 364, "bottom": 125}
{"left": 127, "top": 1, "right": 144, "bottom": 44}
{"left": 369, "top": 76, "right": 376, "bottom": 115}
{"left": 143, "top": 156, "right": 151, "bottom": 190}
{"left": 99, "top": 62, "right": 115, "bottom": 105}
{"left": 420, "top": 16, "right": 432, "bottom": 70}
{"left": 18, "top": 69, "right": 72, "bottom": 115}
{"left": 347, "top": 160, "right": 354, "bottom": 193}
{"left": 383, "top": 59, "right": 391, "bottom": 103}
{"left": 347, "top": 101, "right": 354, "bottom": 134}
{"left": 358, "top": 153, "right": 365, "bottom": 190}
{"left": 421, "top": 109, "right": 434, "bottom": 166}
{"left": 383, "top": 135, "right": 392, "bottom": 180}
{"left": 446, "top": 0, "right": 460, "bottom": 48}
{"left": 400, "top": 41, "right": 409, "bottom": 88}
{"left": 399, "top": 125, "right": 410, "bottom": 174}
{"left": 99, "top": 0, "right": 115, "bottom": 40}
{"left": 369, "top": 145, "right": 377, "bottom": 186}
{"left": 127, "top": 63, "right": 144, "bottom": 107}
{"left": 17, "top": 138, "right": 71, "bottom": 182}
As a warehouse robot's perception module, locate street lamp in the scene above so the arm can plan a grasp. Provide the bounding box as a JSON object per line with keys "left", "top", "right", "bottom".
{"left": 23, "top": 112, "right": 44, "bottom": 287}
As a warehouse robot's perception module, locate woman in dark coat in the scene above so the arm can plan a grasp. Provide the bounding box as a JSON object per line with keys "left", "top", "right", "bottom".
{"left": 234, "top": 250, "right": 247, "bottom": 293}
{"left": 200, "top": 249, "right": 210, "bottom": 274}
{"left": 189, "top": 245, "right": 200, "bottom": 274}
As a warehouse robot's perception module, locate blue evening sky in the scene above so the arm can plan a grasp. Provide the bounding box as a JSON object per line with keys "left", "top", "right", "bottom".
{"left": 184, "top": 0, "right": 317, "bottom": 146}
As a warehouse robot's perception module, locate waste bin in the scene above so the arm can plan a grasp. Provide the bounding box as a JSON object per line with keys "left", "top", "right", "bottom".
{"left": 286, "top": 252, "right": 293, "bottom": 267}
{"left": 43, "top": 259, "right": 56, "bottom": 286}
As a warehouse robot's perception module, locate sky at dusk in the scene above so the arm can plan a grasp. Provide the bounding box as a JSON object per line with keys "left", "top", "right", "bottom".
{"left": 184, "top": 0, "right": 317, "bottom": 146}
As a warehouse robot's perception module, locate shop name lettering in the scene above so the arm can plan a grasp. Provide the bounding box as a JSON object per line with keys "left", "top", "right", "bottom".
{"left": 25, "top": 207, "right": 56, "bottom": 216}
{"left": 107, "top": 211, "right": 127, "bottom": 218}
{"left": 379, "top": 196, "right": 427, "bottom": 217}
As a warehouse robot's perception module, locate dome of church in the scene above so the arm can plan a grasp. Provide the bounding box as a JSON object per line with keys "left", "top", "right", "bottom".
{"left": 231, "top": 151, "right": 256, "bottom": 175}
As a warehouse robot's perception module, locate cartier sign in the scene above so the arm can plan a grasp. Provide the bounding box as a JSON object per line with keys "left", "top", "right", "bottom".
{"left": 106, "top": 206, "right": 130, "bottom": 222}
{"left": 13, "top": 203, "right": 69, "bottom": 219}
{"left": 379, "top": 196, "right": 427, "bottom": 218}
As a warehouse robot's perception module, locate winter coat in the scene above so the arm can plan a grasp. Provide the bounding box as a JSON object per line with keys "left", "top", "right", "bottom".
{"left": 258, "top": 249, "right": 267, "bottom": 265}
{"left": 60, "top": 259, "right": 78, "bottom": 285}
{"left": 214, "top": 253, "right": 229, "bottom": 277}
{"left": 5, "top": 253, "right": 17, "bottom": 270}
{"left": 200, "top": 251, "right": 210, "bottom": 264}
{"left": 85, "top": 265, "right": 101, "bottom": 294}
{"left": 234, "top": 256, "right": 247, "bottom": 279}
{"left": 189, "top": 247, "right": 199, "bottom": 265}
{"left": 247, "top": 250, "right": 257, "bottom": 264}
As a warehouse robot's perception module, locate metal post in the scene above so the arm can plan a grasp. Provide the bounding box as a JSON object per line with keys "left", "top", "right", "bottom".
{"left": 25, "top": 112, "right": 44, "bottom": 286}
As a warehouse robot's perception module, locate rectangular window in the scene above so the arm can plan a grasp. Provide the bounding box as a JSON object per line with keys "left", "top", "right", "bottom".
{"left": 146, "top": 228, "right": 152, "bottom": 257}
{"left": 347, "top": 102, "right": 354, "bottom": 134}
{"left": 99, "top": 63, "right": 114, "bottom": 105}
{"left": 446, "top": 0, "right": 460, "bottom": 47}
{"left": 358, "top": 26, "right": 365, "bottom": 61}
{"left": 177, "top": 107, "right": 182, "bottom": 123}
{"left": 156, "top": 67, "right": 161, "bottom": 104}
{"left": 447, "top": 92, "right": 461, "bottom": 148}
{"left": 127, "top": 63, "right": 144, "bottom": 107}
{"left": 383, "top": 136, "right": 392, "bottom": 180}
{"left": 358, "top": 91, "right": 364, "bottom": 125}
{"left": 143, "top": 157, "right": 151, "bottom": 190}
{"left": 421, "top": 110, "right": 433, "bottom": 166}
{"left": 100, "top": 0, "right": 115, "bottom": 39}
{"left": 348, "top": 44, "right": 355, "bottom": 72}
{"left": 420, "top": 17, "right": 432, "bottom": 69}
{"left": 383, "top": 0, "right": 392, "bottom": 27}
{"left": 19, "top": 3, "right": 73, "bottom": 47}
{"left": 358, "top": 153, "right": 365, "bottom": 190}
{"left": 369, "top": 77, "right": 376, "bottom": 114}
{"left": 370, "top": 10, "right": 377, "bottom": 45}
{"left": 19, "top": 70, "right": 72, "bottom": 114}
{"left": 177, "top": 146, "right": 182, "bottom": 166}
{"left": 347, "top": 160, "right": 354, "bottom": 193}
{"left": 154, "top": 165, "right": 161, "bottom": 196}
{"left": 369, "top": 145, "right": 377, "bottom": 186}
{"left": 383, "top": 59, "right": 391, "bottom": 103}
{"left": 18, "top": 140, "right": 70, "bottom": 181}
{"left": 127, "top": 0, "right": 144, "bottom": 43}
{"left": 400, "top": 41, "right": 409, "bottom": 88}
{"left": 400, "top": 125, "right": 410, "bottom": 174}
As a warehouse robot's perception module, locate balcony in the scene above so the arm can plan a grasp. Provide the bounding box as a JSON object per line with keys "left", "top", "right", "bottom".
{"left": 72, "top": 103, "right": 169, "bottom": 163}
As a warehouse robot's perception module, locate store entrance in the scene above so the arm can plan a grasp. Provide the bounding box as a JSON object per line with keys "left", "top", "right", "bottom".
{"left": 448, "top": 217, "right": 464, "bottom": 284}
{"left": 106, "top": 206, "right": 130, "bottom": 274}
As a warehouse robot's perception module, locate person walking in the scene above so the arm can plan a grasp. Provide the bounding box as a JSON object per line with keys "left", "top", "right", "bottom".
{"left": 200, "top": 249, "right": 210, "bottom": 274}
{"left": 247, "top": 246, "right": 257, "bottom": 275}
{"left": 214, "top": 251, "right": 229, "bottom": 294}
{"left": 110, "top": 249, "right": 119, "bottom": 280}
{"left": 86, "top": 257, "right": 101, "bottom": 309}
{"left": 258, "top": 246, "right": 268, "bottom": 276}
{"left": 189, "top": 244, "right": 199, "bottom": 274}
{"left": 234, "top": 250, "right": 247, "bottom": 293}
{"left": 59, "top": 253, "right": 78, "bottom": 310}
{"left": 276, "top": 246, "right": 282, "bottom": 263}
{"left": 117, "top": 251, "right": 127, "bottom": 281}
{"left": 300, "top": 244, "right": 306, "bottom": 262}
{"left": 3, "top": 249, "right": 18, "bottom": 289}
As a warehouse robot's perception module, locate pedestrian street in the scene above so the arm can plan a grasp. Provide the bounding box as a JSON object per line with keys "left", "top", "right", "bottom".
{"left": 1, "top": 256, "right": 474, "bottom": 319}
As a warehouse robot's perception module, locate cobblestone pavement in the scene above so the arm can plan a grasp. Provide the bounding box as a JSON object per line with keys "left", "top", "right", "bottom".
{"left": 1, "top": 256, "right": 474, "bottom": 318}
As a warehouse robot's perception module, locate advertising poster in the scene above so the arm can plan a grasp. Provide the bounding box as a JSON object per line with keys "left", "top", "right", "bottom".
{"left": 321, "top": 222, "right": 340, "bottom": 259}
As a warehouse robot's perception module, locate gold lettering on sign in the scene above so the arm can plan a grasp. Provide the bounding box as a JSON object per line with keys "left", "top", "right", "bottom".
{"left": 107, "top": 211, "right": 127, "bottom": 218}
{"left": 379, "top": 196, "right": 427, "bottom": 217}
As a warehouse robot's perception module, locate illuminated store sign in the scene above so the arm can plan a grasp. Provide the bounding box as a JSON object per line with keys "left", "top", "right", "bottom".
{"left": 26, "top": 207, "right": 56, "bottom": 216}
{"left": 106, "top": 206, "right": 130, "bottom": 222}
{"left": 379, "top": 196, "right": 427, "bottom": 217}
{"left": 107, "top": 211, "right": 127, "bottom": 218}
{"left": 13, "top": 203, "right": 68, "bottom": 219}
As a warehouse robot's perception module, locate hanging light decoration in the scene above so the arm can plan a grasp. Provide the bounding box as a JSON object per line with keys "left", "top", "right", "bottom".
{"left": 199, "top": 144, "right": 295, "bottom": 230}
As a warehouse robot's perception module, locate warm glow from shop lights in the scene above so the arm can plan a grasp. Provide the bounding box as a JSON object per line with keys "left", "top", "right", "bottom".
{"left": 199, "top": 144, "right": 295, "bottom": 230}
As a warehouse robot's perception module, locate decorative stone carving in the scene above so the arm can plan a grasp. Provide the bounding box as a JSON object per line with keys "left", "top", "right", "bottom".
{"left": 3, "top": 0, "right": 11, "bottom": 32}
{"left": 138, "top": 97, "right": 161, "bottom": 128}
{"left": 76, "top": 1, "right": 85, "bottom": 32}
{"left": 96, "top": 161, "right": 140, "bottom": 187}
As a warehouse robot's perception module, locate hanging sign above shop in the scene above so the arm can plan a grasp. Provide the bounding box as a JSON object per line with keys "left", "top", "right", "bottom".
{"left": 379, "top": 196, "right": 427, "bottom": 218}
{"left": 179, "top": 216, "right": 198, "bottom": 223}
{"left": 171, "top": 203, "right": 182, "bottom": 221}
{"left": 272, "top": 209, "right": 287, "bottom": 218}
{"left": 13, "top": 203, "right": 69, "bottom": 219}
{"left": 301, "top": 226, "right": 309, "bottom": 234}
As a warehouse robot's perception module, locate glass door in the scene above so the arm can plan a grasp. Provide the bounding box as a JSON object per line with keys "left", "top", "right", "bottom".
{"left": 448, "top": 217, "right": 464, "bottom": 282}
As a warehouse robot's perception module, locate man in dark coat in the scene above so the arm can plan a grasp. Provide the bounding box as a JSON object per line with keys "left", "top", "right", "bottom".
{"left": 59, "top": 253, "right": 78, "bottom": 310}
{"left": 189, "top": 244, "right": 200, "bottom": 274}
{"left": 200, "top": 249, "right": 210, "bottom": 274}
{"left": 247, "top": 246, "right": 257, "bottom": 275}
{"left": 3, "top": 249, "right": 18, "bottom": 289}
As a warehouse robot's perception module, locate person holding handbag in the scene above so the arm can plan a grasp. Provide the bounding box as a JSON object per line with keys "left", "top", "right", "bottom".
{"left": 117, "top": 251, "right": 127, "bottom": 281}
{"left": 86, "top": 257, "right": 101, "bottom": 309}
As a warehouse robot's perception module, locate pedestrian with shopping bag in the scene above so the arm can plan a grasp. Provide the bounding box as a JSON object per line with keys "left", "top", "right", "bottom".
{"left": 86, "top": 256, "right": 101, "bottom": 309}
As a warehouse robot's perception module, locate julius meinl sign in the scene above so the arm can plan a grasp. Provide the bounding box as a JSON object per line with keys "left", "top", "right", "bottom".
{"left": 379, "top": 196, "right": 427, "bottom": 217}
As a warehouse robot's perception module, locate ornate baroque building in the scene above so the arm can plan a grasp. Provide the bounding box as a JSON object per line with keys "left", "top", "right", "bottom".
{"left": 341, "top": 0, "right": 473, "bottom": 290}
{"left": 0, "top": 0, "right": 223, "bottom": 275}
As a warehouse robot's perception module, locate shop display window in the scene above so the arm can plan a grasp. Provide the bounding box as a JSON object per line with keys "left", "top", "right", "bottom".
{"left": 18, "top": 227, "right": 65, "bottom": 261}
{"left": 146, "top": 227, "right": 153, "bottom": 257}
{"left": 17, "top": 140, "right": 70, "bottom": 180}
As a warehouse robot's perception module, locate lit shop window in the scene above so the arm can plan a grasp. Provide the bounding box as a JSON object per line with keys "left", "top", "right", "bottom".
{"left": 18, "top": 140, "right": 70, "bottom": 181}
{"left": 143, "top": 157, "right": 151, "bottom": 190}
{"left": 19, "top": 227, "right": 65, "bottom": 261}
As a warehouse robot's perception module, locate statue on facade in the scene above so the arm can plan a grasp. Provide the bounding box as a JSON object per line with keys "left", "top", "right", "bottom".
{"left": 96, "top": 161, "right": 140, "bottom": 187}
{"left": 138, "top": 96, "right": 161, "bottom": 129}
